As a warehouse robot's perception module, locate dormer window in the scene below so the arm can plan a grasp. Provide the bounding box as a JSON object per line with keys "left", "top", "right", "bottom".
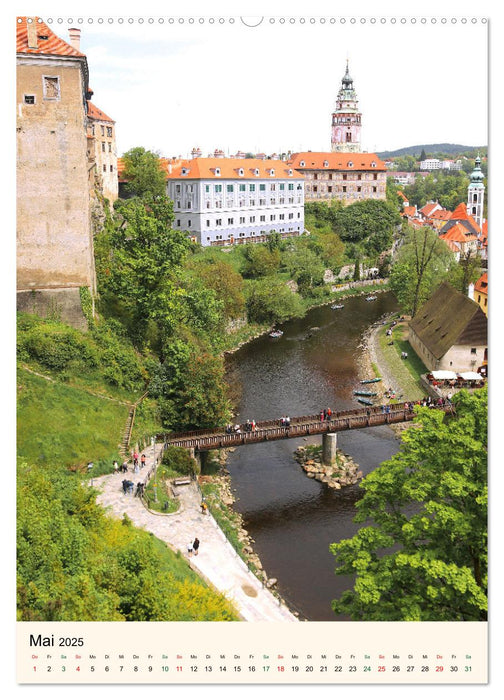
{"left": 214, "top": 167, "right": 221, "bottom": 176}
{"left": 181, "top": 168, "right": 189, "bottom": 176}
{"left": 323, "top": 160, "right": 329, "bottom": 167}
{"left": 254, "top": 168, "right": 260, "bottom": 176}
{"left": 238, "top": 168, "right": 244, "bottom": 176}
{"left": 269, "top": 169, "right": 275, "bottom": 177}
{"left": 371, "top": 161, "right": 376, "bottom": 168}
{"left": 347, "top": 161, "right": 354, "bottom": 168}
{"left": 300, "top": 160, "right": 305, "bottom": 167}
{"left": 288, "top": 169, "right": 293, "bottom": 176}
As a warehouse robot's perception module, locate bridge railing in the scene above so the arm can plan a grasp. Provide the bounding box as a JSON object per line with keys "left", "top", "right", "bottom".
{"left": 163, "top": 403, "right": 455, "bottom": 451}
{"left": 158, "top": 402, "right": 414, "bottom": 442}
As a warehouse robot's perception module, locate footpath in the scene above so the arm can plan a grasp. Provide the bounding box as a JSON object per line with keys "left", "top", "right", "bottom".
{"left": 91, "top": 446, "right": 298, "bottom": 623}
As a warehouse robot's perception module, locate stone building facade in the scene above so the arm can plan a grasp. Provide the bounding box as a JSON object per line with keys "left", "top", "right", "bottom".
{"left": 16, "top": 17, "right": 96, "bottom": 329}
{"left": 289, "top": 152, "right": 386, "bottom": 205}
{"left": 165, "top": 158, "right": 305, "bottom": 246}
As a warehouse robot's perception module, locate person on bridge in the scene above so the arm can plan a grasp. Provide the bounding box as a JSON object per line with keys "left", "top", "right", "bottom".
{"left": 285, "top": 416, "right": 291, "bottom": 427}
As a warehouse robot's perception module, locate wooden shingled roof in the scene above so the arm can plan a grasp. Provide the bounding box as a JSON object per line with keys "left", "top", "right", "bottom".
{"left": 409, "top": 282, "right": 487, "bottom": 360}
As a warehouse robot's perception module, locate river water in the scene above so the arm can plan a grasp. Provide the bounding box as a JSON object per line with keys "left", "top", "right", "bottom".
{"left": 224, "top": 291, "right": 400, "bottom": 620}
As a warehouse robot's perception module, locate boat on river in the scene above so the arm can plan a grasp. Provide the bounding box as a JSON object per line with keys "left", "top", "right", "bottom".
{"left": 360, "top": 377, "right": 382, "bottom": 384}
{"left": 357, "top": 397, "right": 374, "bottom": 406}
{"left": 366, "top": 295, "right": 377, "bottom": 301}
{"left": 354, "top": 390, "right": 378, "bottom": 397}
{"left": 331, "top": 303, "right": 344, "bottom": 310}
{"left": 269, "top": 330, "right": 283, "bottom": 339}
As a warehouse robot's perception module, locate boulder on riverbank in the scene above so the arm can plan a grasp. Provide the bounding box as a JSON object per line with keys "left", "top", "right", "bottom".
{"left": 294, "top": 445, "right": 362, "bottom": 488}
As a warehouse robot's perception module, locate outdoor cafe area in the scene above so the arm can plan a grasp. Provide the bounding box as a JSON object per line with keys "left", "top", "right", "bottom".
{"left": 425, "top": 368, "right": 487, "bottom": 395}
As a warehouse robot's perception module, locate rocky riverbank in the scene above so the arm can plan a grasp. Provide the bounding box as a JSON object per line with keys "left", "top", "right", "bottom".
{"left": 294, "top": 445, "right": 363, "bottom": 488}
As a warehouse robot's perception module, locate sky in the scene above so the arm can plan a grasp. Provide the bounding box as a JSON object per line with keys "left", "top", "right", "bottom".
{"left": 45, "top": 13, "right": 490, "bottom": 159}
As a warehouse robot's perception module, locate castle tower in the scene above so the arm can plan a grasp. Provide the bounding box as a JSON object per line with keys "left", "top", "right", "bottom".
{"left": 467, "top": 155, "right": 485, "bottom": 229}
{"left": 331, "top": 60, "right": 362, "bottom": 153}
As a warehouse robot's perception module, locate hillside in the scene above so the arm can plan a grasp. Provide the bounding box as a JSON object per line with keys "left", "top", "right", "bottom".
{"left": 377, "top": 143, "right": 486, "bottom": 158}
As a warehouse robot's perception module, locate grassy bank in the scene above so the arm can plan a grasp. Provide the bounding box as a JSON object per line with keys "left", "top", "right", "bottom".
{"left": 376, "top": 320, "right": 428, "bottom": 400}
{"left": 17, "top": 365, "right": 128, "bottom": 470}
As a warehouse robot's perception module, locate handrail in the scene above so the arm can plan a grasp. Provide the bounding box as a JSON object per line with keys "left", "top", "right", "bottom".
{"left": 160, "top": 403, "right": 455, "bottom": 451}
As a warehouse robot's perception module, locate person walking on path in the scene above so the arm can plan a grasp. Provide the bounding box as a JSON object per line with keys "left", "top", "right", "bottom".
{"left": 187, "top": 541, "right": 193, "bottom": 557}
{"left": 193, "top": 537, "right": 200, "bottom": 556}
{"left": 141, "top": 453, "right": 146, "bottom": 469}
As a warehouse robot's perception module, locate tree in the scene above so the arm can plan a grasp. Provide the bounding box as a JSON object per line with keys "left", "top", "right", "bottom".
{"left": 330, "top": 388, "right": 487, "bottom": 621}
{"left": 282, "top": 247, "right": 325, "bottom": 294}
{"left": 99, "top": 195, "right": 191, "bottom": 346}
{"left": 245, "top": 278, "right": 304, "bottom": 324}
{"left": 186, "top": 259, "right": 246, "bottom": 320}
{"left": 240, "top": 243, "right": 281, "bottom": 278}
{"left": 149, "top": 338, "right": 231, "bottom": 430}
{"left": 390, "top": 226, "right": 455, "bottom": 316}
{"left": 332, "top": 199, "right": 401, "bottom": 258}
{"left": 447, "top": 249, "right": 483, "bottom": 296}
{"left": 121, "top": 147, "right": 167, "bottom": 199}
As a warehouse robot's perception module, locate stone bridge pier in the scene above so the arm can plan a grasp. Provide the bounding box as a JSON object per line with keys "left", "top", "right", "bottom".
{"left": 322, "top": 432, "right": 338, "bottom": 467}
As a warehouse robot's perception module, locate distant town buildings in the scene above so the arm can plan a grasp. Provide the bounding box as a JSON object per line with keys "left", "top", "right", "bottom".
{"left": 419, "top": 158, "right": 463, "bottom": 171}
{"left": 164, "top": 157, "right": 305, "bottom": 246}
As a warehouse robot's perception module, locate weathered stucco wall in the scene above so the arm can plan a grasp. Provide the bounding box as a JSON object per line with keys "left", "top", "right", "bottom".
{"left": 16, "top": 59, "right": 95, "bottom": 295}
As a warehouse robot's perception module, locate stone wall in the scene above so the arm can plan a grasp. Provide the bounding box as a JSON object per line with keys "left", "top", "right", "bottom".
{"left": 17, "top": 288, "right": 88, "bottom": 331}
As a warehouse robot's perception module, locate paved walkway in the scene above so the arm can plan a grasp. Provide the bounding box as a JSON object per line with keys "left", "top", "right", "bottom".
{"left": 91, "top": 446, "right": 298, "bottom": 622}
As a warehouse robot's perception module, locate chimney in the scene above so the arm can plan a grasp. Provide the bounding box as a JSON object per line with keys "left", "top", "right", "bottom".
{"left": 27, "top": 18, "right": 38, "bottom": 49}
{"left": 68, "top": 27, "right": 81, "bottom": 51}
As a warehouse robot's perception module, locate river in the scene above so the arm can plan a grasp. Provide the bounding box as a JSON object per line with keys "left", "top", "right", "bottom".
{"left": 224, "top": 291, "right": 400, "bottom": 620}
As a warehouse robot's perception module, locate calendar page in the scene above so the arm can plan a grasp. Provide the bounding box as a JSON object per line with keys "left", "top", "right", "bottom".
{"left": 13, "top": 1, "right": 493, "bottom": 692}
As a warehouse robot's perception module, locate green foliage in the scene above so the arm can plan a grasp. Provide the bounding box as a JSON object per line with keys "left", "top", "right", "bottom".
{"left": 149, "top": 339, "right": 231, "bottom": 431}
{"left": 402, "top": 170, "right": 472, "bottom": 211}
{"left": 447, "top": 250, "right": 483, "bottom": 296}
{"left": 162, "top": 446, "right": 198, "bottom": 475}
{"left": 245, "top": 277, "right": 304, "bottom": 324}
{"left": 17, "top": 461, "right": 238, "bottom": 621}
{"left": 185, "top": 258, "right": 246, "bottom": 320}
{"left": 121, "top": 146, "right": 167, "bottom": 199}
{"left": 390, "top": 227, "right": 456, "bottom": 316}
{"left": 331, "top": 199, "right": 402, "bottom": 257}
{"left": 102, "top": 195, "right": 191, "bottom": 346}
{"left": 79, "top": 286, "right": 94, "bottom": 325}
{"left": 18, "top": 314, "right": 148, "bottom": 392}
{"left": 282, "top": 246, "right": 325, "bottom": 294}
{"left": 330, "top": 387, "right": 487, "bottom": 621}
{"left": 241, "top": 243, "right": 281, "bottom": 278}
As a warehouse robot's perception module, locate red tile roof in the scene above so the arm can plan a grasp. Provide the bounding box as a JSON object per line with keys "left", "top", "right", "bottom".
{"left": 447, "top": 202, "right": 481, "bottom": 235}
{"left": 87, "top": 101, "right": 114, "bottom": 123}
{"left": 419, "top": 201, "right": 441, "bottom": 217}
{"left": 429, "top": 209, "right": 451, "bottom": 220}
{"left": 16, "top": 17, "right": 85, "bottom": 57}
{"left": 474, "top": 273, "right": 488, "bottom": 294}
{"left": 288, "top": 152, "right": 386, "bottom": 171}
{"left": 439, "top": 222, "right": 478, "bottom": 243}
{"left": 401, "top": 206, "right": 417, "bottom": 218}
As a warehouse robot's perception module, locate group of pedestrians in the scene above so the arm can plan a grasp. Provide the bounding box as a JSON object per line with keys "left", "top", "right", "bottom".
{"left": 187, "top": 538, "right": 200, "bottom": 556}
{"left": 319, "top": 407, "right": 333, "bottom": 421}
{"left": 225, "top": 419, "right": 257, "bottom": 434}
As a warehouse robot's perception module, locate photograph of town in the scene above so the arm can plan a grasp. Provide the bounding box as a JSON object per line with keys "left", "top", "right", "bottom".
{"left": 16, "top": 12, "right": 488, "bottom": 634}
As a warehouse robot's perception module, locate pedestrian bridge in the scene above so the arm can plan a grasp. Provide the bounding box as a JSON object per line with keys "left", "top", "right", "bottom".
{"left": 159, "top": 402, "right": 454, "bottom": 453}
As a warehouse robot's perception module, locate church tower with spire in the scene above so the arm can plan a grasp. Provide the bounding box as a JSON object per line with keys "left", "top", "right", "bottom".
{"left": 467, "top": 155, "right": 485, "bottom": 230}
{"left": 331, "top": 60, "right": 362, "bottom": 152}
